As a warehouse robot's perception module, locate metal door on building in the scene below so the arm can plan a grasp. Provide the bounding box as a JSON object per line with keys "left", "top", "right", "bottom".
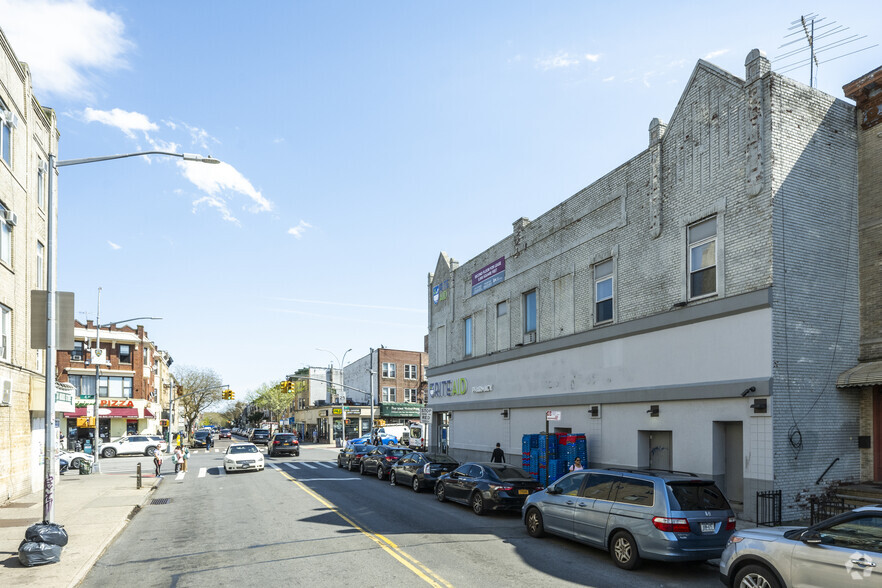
{"left": 648, "top": 431, "right": 672, "bottom": 470}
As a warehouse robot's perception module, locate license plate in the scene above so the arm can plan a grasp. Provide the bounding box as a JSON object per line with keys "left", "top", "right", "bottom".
{"left": 518, "top": 489, "right": 530, "bottom": 495}
{"left": 242, "top": 461, "right": 253, "bottom": 466}
{"left": 700, "top": 522, "right": 714, "bottom": 533}
{"left": 282, "top": 442, "right": 290, "bottom": 446}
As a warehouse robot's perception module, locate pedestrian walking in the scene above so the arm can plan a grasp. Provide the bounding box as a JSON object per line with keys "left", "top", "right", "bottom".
{"left": 569, "top": 457, "right": 584, "bottom": 472}
{"left": 313, "top": 429, "right": 318, "bottom": 444}
{"left": 491, "top": 442, "right": 506, "bottom": 463}
{"left": 173, "top": 446, "right": 183, "bottom": 473}
{"left": 153, "top": 447, "right": 164, "bottom": 478}
{"left": 182, "top": 446, "right": 190, "bottom": 472}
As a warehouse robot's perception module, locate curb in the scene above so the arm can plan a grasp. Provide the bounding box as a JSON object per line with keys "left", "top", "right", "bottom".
{"left": 68, "top": 478, "right": 158, "bottom": 588}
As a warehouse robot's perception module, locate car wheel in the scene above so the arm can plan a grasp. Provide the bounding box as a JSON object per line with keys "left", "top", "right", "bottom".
{"left": 390, "top": 471, "right": 397, "bottom": 486}
{"left": 525, "top": 508, "right": 545, "bottom": 538}
{"left": 359, "top": 462, "right": 367, "bottom": 475}
{"left": 337, "top": 457, "right": 343, "bottom": 468}
{"left": 377, "top": 467, "right": 386, "bottom": 481}
{"left": 610, "top": 530, "right": 641, "bottom": 570}
{"left": 145, "top": 446, "right": 156, "bottom": 456}
{"left": 471, "top": 492, "right": 485, "bottom": 516}
{"left": 435, "top": 483, "right": 447, "bottom": 502}
{"left": 734, "top": 564, "right": 781, "bottom": 588}
{"left": 412, "top": 476, "right": 421, "bottom": 493}
{"left": 71, "top": 458, "right": 83, "bottom": 469}
{"left": 102, "top": 448, "right": 116, "bottom": 458}
{"left": 348, "top": 460, "right": 356, "bottom": 472}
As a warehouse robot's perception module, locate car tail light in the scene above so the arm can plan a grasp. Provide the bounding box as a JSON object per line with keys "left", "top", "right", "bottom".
{"left": 385, "top": 456, "right": 395, "bottom": 461}
{"left": 273, "top": 440, "right": 280, "bottom": 445}
{"left": 652, "top": 517, "right": 691, "bottom": 533}
{"left": 490, "top": 484, "right": 514, "bottom": 492}
{"left": 726, "top": 516, "right": 736, "bottom": 531}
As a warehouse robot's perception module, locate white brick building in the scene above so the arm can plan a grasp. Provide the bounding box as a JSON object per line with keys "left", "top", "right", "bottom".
{"left": 426, "top": 50, "right": 862, "bottom": 522}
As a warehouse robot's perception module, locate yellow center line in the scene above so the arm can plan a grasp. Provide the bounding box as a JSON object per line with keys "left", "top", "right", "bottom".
{"left": 274, "top": 467, "right": 452, "bottom": 588}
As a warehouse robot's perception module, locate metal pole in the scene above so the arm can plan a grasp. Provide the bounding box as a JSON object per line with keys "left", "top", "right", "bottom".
{"left": 43, "top": 154, "right": 58, "bottom": 523}
{"left": 93, "top": 288, "right": 101, "bottom": 472}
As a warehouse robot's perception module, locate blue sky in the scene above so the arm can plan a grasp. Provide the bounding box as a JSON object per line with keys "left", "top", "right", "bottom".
{"left": 1, "top": 1, "right": 879, "bottom": 398}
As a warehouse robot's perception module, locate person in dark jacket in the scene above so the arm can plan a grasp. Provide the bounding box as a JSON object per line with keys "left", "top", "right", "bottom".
{"left": 491, "top": 443, "right": 505, "bottom": 463}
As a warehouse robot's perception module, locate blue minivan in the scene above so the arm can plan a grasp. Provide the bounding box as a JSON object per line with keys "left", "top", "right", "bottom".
{"left": 522, "top": 468, "right": 736, "bottom": 570}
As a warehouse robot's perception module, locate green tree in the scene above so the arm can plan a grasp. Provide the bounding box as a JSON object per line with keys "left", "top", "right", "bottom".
{"left": 173, "top": 365, "right": 224, "bottom": 434}
{"left": 252, "top": 380, "right": 294, "bottom": 426}
{"left": 222, "top": 400, "right": 246, "bottom": 426}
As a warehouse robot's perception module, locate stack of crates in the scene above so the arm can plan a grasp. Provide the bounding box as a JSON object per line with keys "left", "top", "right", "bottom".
{"left": 521, "top": 433, "right": 589, "bottom": 483}
{"left": 547, "top": 458, "right": 568, "bottom": 484}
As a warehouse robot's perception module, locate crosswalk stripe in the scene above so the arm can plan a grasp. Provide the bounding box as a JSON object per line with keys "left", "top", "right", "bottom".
{"left": 198, "top": 467, "right": 207, "bottom": 478}
{"left": 215, "top": 448, "right": 219, "bottom": 453}
{"left": 282, "top": 462, "right": 298, "bottom": 471}
{"left": 268, "top": 463, "right": 280, "bottom": 470}
{"left": 175, "top": 472, "right": 185, "bottom": 481}
{"left": 318, "top": 462, "right": 334, "bottom": 468}
{"left": 301, "top": 462, "right": 318, "bottom": 469}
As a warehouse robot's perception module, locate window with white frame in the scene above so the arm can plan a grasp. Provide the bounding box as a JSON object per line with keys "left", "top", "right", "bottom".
{"left": 37, "top": 159, "right": 46, "bottom": 209}
{"left": 404, "top": 364, "right": 418, "bottom": 379}
{"left": 404, "top": 388, "right": 418, "bottom": 402}
{"left": 0, "top": 99, "right": 12, "bottom": 167}
{"left": 0, "top": 304, "right": 9, "bottom": 361}
{"left": 524, "top": 290, "right": 537, "bottom": 333}
{"left": 688, "top": 217, "right": 717, "bottom": 299}
{"left": 594, "top": 259, "right": 614, "bottom": 324}
{"left": 382, "top": 362, "right": 396, "bottom": 378}
{"left": 0, "top": 202, "right": 11, "bottom": 266}
{"left": 382, "top": 386, "right": 396, "bottom": 402}
{"left": 36, "top": 241, "right": 44, "bottom": 288}
{"left": 119, "top": 344, "right": 132, "bottom": 363}
{"left": 99, "top": 376, "right": 133, "bottom": 398}
{"left": 464, "top": 316, "right": 473, "bottom": 357}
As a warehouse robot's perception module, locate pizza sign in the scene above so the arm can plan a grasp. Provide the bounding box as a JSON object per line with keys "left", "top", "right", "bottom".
{"left": 100, "top": 399, "right": 135, "bottom": 408}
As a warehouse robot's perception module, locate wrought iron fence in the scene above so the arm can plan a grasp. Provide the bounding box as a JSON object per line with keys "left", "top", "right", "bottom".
{"left": 756, "top": 490, "right": 782, "bottom": 527}
{"left": 809, "top": 495, "right": 854, "bottom": 526}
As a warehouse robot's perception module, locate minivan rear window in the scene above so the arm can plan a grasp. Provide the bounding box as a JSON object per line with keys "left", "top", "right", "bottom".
{"left": 668, "top": 481, "right": 730, "bottom": 511}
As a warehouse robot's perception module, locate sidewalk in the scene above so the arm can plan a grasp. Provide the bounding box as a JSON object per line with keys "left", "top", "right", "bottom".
{"left": 0, "top": 467, "right": 158, "bottom": 587}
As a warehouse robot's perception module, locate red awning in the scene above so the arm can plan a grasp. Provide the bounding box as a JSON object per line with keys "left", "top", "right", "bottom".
{"left": 63, "top": 407, "right": 140, "bottom": 418}
{"left": 144, "top": 409, "right": 155, "bottom": 418}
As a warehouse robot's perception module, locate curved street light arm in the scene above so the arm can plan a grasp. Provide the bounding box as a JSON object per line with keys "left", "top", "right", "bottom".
{"left": 57, "top": 151, "right": 220, "bottom": 168}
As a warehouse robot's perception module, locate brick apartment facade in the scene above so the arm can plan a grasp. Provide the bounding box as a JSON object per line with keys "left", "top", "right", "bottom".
{"left": 427, "top": 49, "right": 866, "bottom": 522}
{"left": 0, "top": 27, "right": 60, "bottom": 503}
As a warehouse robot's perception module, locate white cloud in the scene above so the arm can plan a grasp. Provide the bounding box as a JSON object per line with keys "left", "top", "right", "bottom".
{"left": 536, "top": 52, "right": 580, "bottom": 70}
{"left": 107, "top": 240, "right": 121, "bottom": 250}
{"left": 584, "top": 53, "right": 601, "bottom": 63}
{"left": 192, "top": 195, "right": 239, "bottom": 225}
{"left": 703, "top": 49, "right": 729, "bottom": 61}
{"left": 602, "top": 76, "right": 615, "bottom": 83}
{"left": 83, "top": 107, "right": 158, "bottom": 138}
{"left": 0, "top": 0, "right": 133, "bottom": 100}
{"left": 177, "top": 160, "right": 272, "bottom": 214}
{"left": 288, "top": 220, "right": 313, "bottom": 239}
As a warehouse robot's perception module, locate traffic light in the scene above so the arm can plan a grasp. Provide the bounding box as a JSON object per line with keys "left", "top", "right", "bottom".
{"left": 176, "top": 385, "right": 183, "bottom": 397}
{"left": 228, "top": 390, "right": 235, "bottom": 400}
{"left": 280, "top": 381, "right": 291, "bottom": 392}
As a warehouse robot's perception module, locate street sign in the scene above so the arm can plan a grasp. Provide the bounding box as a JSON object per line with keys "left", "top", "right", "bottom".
{"left": 420, "top": 407, "right": 433, "bottom": 424}
{"left": 86, "top": 405, "right": 94, "bottom": 417}
{"left": 546, "top": 410, "right": 561, "bottom": 421}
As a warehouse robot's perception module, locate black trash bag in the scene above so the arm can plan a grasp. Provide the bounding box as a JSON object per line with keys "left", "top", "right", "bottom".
{"left": 17, "top": 540, "right": 62, "bottom": 566}
{"left": 25, "top": 522, "right": 69, "bottom": 546}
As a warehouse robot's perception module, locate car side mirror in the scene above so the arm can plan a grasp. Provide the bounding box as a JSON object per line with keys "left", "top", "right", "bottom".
{"left": 800, "top": 531, "right": 822, "bottom": 545}
{"left": 547, "top": 486, "right": 561, "bottom": 495}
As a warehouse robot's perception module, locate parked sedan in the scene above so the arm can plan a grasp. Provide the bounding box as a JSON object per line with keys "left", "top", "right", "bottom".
{"left": 337, "top": 443, "right": 375, "bottom": 471}
{"left": 223, "top": 443, "right": 265, "bottom": 473}
{"left": 390, "top": 452, "right": 459, "bottom": 492}
{"left": 435, "top": 462, "right": 541, "bottom": 515}
{"left": 359, "top": 446, "right": 412, "bottom": 480}
{"left": 720, "top": 504, "right": 882, "bottom": 588}
{"left": 100, "top": 435, "right": 167, "bottom": 458}
{"left": 59, "top": 449, "right": 94, "bottom": 469}
{"left": 267, "top": 433, "right": 300, "bottom": 457}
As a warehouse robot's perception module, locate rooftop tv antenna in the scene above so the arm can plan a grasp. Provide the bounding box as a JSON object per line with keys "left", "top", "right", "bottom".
{"left": 774, "top": 13, "right": 877, "bottom": 87}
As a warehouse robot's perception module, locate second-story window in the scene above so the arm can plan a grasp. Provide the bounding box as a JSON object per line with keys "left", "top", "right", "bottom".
{"left": 0, "top": 202, "right": 11, "bottom": 266}
{"left": 119, "top": 344, "right": 132, "bottom": 364}
{"left": 0, "top": 99, "right": 13, "bottom": 167}
{"left": 688, "top": 216, "right": 717, "bottom": 299}
{"left": 0, "top": 304, "right": 9, "bottom": 361}
{"left": 37, "top": 158, "right": 46, "bottom": 209}
{"left": 594, "top": 259, "right": 614, "bottom": 324}
{"left": 71, "top": 341, "right": 84, "bottom": 361}
{"left": 464, "top": 316, "right": 473, "bottom": 357}
{"left": 36, "top": 241, "right": 44, "bottom": 289}
{"left": 524, "top": 290, "right": 537, "bottom": 334}
{"left": 404, "top": 364, "right": 418, "bottom": 379}
{"left": 382, "top": 387, "right": 396, "bottom": 402}
{"left": 404, "top": 388, "right": 417, "bottom": 402}
{"left": 382, "top": 362, "right": 396, "bottom": 378}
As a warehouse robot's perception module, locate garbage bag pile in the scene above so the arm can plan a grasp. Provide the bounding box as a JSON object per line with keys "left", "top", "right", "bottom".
{"left": 18, "top": 522, "right": 68, "bottom": 566}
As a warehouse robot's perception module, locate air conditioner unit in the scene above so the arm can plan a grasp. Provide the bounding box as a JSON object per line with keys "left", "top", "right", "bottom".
{"left": 1, "top": 379, "right": 11, "bottom": 406}
{"left": 3, "top": 210, "right": 17, "bottom": 226}
{"left": 524, "top": 332, "right": 537, "bottom": 344}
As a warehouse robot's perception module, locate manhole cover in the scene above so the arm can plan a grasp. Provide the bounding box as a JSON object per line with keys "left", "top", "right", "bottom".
{"left": 150, "top": 498, "right": 172, "bottom": 505}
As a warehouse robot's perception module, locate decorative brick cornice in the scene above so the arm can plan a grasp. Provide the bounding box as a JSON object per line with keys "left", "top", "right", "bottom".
{"left": 843, "top": 66, "right": 882, "bottom": 129}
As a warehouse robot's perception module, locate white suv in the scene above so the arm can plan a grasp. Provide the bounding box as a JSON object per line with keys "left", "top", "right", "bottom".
{"left": 100, "top": 435, "right": 167, "bottom": 458}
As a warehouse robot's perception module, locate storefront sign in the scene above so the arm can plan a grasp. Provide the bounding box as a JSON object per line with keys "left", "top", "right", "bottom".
{"left": 345, "top": 407, "right": 362, "bottom": 415}
{"left": 432, "top": 279, "right": 450, "bottom": 305}
{"left": 429, "top": 378, "right": 468, "bottom": 398}
{"left": 471, "top": 256, "right": 505, "bottom": 296}
{"left": 380, "top": 403, "right": 421, "bottom": 418}
{"left": 332, "top": 408, "right": 343, "bottom": 415}
{"left": 75, "top": 398, "right": 135, "bottom": 408}
{"left": 471, "top": 385, "right": 493, "bottom": 394}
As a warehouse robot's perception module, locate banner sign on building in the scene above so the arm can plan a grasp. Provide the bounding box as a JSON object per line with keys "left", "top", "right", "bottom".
{"left": 380, "top": 403, "right": 421, "bottom": 418}
{"left": 471, "top": 256, "right": 505, "bottom": 296}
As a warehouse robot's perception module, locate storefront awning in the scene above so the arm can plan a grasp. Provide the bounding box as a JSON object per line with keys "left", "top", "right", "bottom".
{"left": 63, "top": 407, "right": 140, "bottom": 418}
{"left": 837, "top": 360, "right": 882, "bottom": 388}
{"left": 143, "top": 408, "right": 155, "bottom": 418}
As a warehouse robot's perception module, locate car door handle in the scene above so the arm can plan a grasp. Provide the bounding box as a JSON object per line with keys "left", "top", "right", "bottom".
{"left": 566, "top": 500, "right": 574, "bottom": 505}
{"left": 851, "top": 559, "right": 876, "bottom": 568}
{"left": 577, "top": 503, "right": 588, "bottom": 507}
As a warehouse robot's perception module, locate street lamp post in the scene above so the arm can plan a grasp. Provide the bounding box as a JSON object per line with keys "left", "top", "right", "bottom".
{"left": 41, "top": 150, "right": 218, "bottom": 524}
{"left": 316, "top": 348, "right": 351, "bottom": 445}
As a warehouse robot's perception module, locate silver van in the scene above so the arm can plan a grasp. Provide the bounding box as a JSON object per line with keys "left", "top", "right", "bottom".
{"left": 522, "top": 468, "right": 736, "bottom": 570}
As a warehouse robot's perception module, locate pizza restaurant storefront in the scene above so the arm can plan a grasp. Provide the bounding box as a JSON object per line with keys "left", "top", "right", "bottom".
{"left": 63, "top": 398, "right": 159, "bottom": 449}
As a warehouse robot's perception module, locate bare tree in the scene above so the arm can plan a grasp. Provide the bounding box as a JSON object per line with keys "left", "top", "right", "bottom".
{"left": 221, "top": 401, "right": 246, "bottom": 427}
{"left": 173, "top": 365, "right": 224, "bottom": 434}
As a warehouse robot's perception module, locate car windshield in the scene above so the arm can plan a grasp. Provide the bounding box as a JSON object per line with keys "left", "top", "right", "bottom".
{"left": 668, "top": 481, "right": 730, "bottom": 510}
{"left": 195, "top": 432, "right": 208, "bottom": 438}
{"left": 424, "top": 454, "right": 458, "bottom": 464}
{"left": 221, "top": 429, "right": 230, "bottom": 433}
{"left": 230, "top": 445, "right": 259, "bottom": 454}
{"left": 488, "top": 465, "right": 534, "bottom": 481}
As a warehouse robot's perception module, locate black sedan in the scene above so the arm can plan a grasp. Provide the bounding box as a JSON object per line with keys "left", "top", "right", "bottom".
{"left": 337, "top": 443, "right": 375, "bottom": 471}
{"left": 390, "top": 452, "right": 459, "bottom": 492}
{"left": 435, "top": 462, "right": 542, "bottom": 515}
{"left": 359, "top": 446, "right": 412, "bottom": 480}
{"left": 191, "top": 430, "right": 213, "bottom": 448}
{"left": 267, "top": 433, "right": 300, "bottom": 457}
{"left": 249, "top": 428, "right": 270, "bottom": 446}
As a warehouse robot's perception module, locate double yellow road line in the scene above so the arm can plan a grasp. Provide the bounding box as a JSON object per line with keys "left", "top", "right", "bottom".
{"left": 275, "top": 468, "right": 452, "bottom": 588}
